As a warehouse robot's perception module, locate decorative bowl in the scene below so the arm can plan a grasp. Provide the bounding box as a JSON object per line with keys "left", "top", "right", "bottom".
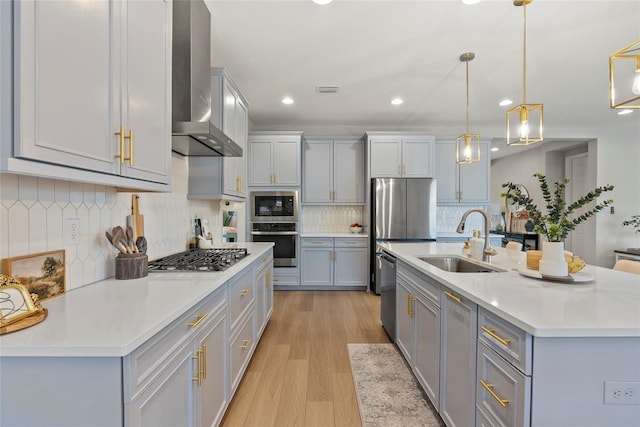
{"left": 350, "top": 226, "right": 363, "bottom": 234}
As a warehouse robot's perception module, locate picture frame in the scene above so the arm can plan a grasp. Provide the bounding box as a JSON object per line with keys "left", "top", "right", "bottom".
{"left": 1, "top": 249, "right": 66, "bottom": 302}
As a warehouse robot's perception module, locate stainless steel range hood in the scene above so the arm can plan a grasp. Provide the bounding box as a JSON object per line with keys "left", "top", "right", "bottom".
{"left": 172, "top": 0, "right": 242, "bottom": 157}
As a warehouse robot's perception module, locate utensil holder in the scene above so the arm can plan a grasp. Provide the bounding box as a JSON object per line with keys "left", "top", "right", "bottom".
{"left": 116, "top": 252, "right": 148, "bottom": 280}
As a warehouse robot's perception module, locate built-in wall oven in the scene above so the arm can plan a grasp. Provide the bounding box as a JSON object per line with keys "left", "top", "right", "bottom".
{"left": 250, "top": 191, "right": 299, "bottom": 267}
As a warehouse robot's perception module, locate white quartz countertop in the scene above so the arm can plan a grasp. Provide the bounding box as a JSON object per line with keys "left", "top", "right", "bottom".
{"left": 0, "top": 243, "right": 273, "bottom": 358}
{"left": 300, "top": 232, "right": 368, "bottom": 238}
{"left": 378, "top": 242, "right": 640, "bottom": 338}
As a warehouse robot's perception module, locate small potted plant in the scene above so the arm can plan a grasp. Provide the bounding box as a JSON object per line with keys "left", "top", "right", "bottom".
{"left": 502, "top": 173, "right": 614, "bottom": 276}
{"left": 622, "top": 215, "right": 640, "bottom": 254}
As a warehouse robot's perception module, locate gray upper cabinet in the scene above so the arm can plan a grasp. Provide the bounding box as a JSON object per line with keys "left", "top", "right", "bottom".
{"left": 302, "top": 138, "right": 364, "bottom": 204}
{"left": 189, "top": 68, "right": 249, "bottom": 200}
{"left": 248, "top": 132, "right": 302, "bottom": 187}
{"left": 434, "top": 140, "right": 490, "bottom": 205}
{"left": 367, "top": 132, "right": 435, "bottom": 178}
{"left": 2, "top": 0, "right": 172, "bottom": 191}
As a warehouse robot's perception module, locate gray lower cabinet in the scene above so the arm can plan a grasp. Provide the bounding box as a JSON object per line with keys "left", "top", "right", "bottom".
{"left": 125, "top": 288, "right": 228, "bottom": 427}
{"left": 0, "top": 250, "right": 273, "bottom": 427}
{"left": 300, "top": 237, "right": 367, "bottom": 288}
{"left": 476, "top": 307, "right": 532, "bottom": 427}
{"left": 396, "top": 262, "right": 441, "bottom": 409}
{"left": 440, "top": 288, "right": 477, "bottom": 427}
{"left": 394, "top": 260, "right": 640, "bottom": 427}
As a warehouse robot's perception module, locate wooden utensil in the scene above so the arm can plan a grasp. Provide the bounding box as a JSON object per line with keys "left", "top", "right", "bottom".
{"left": 127, "top": 226, "right": 139, "bottom": 253}
{"left": 112, "top": 227, "right": 132, "bottom": 254}
{"left": 132, "top": 194, "right": 144, "bottom": 239}
{"left": 106, "top": 230, "right": 126, "bottom": 254}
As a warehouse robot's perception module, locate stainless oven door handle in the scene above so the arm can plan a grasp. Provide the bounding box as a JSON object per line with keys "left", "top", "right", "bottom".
{"left": 250, "top": 231, "right": 299, "bottom": 236}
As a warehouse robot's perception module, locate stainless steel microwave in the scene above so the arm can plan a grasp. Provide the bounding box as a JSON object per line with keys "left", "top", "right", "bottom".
{"left": 250, "top": 191, "right": 299, "bottom": 222}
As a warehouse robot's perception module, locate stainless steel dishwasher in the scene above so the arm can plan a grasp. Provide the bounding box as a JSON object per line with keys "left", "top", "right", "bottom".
{"left": 379, "top": 251, "right": 397, "bottom": 341}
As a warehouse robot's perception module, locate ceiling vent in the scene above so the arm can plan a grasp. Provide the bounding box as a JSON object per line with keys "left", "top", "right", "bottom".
{"left": 316, "top": 85, "right": 341, "bottom": 94}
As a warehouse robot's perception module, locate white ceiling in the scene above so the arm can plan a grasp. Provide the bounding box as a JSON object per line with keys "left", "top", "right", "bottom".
{"left": 204, "top": 0, "right": 640, "bottom": 158}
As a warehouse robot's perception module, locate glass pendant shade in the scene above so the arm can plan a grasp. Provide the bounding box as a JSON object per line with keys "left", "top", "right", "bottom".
{"left": 506, "top": 0, "right": 543, "bottom": 147}
{"left": 456, "top": 133, "right": 481, "bottom": 163}
{"left": 456, "top": 52, "right": 480, "bottom": 164}
{"left": 507, "top": 103, "right": 543, "bottom": 145}
{"left": 609, "top": 40, "right": 640, "bottom": 109}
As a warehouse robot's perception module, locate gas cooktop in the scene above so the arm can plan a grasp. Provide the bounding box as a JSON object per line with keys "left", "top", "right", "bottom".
{"left": 148, "top": 248, "right": 249, "bottom": 272}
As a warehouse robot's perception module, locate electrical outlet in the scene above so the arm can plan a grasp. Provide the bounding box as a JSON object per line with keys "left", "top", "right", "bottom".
{"left": 604, "top": 381, "right": 640, "bottom": 405}
{"left": 65, "top": 219, "right": 80, "bottom": 245}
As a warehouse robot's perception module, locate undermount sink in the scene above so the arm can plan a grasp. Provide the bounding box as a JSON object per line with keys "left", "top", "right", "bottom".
{"left": 417, "top": 255, "right": 506, "bottom": 273}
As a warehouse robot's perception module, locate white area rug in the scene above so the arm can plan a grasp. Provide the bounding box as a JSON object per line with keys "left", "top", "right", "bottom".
{"left": 347, "top": 343, "right": 444, "bottom": 427}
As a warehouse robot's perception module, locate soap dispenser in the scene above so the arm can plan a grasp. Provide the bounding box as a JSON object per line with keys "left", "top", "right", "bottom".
{"left": 461, "top": 240, "right": 471, "bottom": 257}
{"left": 470, "top": 230, "right": 484, "bottom": 261}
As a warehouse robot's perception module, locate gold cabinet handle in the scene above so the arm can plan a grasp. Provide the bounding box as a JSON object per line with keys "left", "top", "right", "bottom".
{"left": 407, "top": 294, "right": 415, "bottom": 317}
{"left": 241, "top": 339, "right": 251, "bottom": 349}
{"left": 266, "top": 270, "right": 271, "bottom": 286}
{"left": 481, "top": 326, "right": 511, "bottom": 346}
{"left": 241, "top": 289, "right": 250, "bottom": 297}
{"left": 115, "top": 125, "right": 125, "bottom": 164}
{"left": 188, "top": 313, "right": 209, "bottom": 329}
{"left": 192, "top": 349, "right": 203, "bottom": 386}
{"left": 444, "top": 290, "right": 462, "bottom": 303}
{"left": 480, "top": 379, "right": 509, "bottom": 407}
{"left": 202, "top": 344, "right": 207, "bottom": 379}
{"left": 114, "top": 126, "right": 133, "bottom": 165}
{"left": 127, "top": 128, "right": 133, "bottom": 166}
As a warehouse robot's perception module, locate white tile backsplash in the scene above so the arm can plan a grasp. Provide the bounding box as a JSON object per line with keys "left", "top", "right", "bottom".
{"left": 302, "top": 205, "right": 365, "bottom": 233}
{"left": 436, "top": 205, "right": 487, "bottom": 233}
{"left": 0, "top": 154, "right": 223, "bottom": 292}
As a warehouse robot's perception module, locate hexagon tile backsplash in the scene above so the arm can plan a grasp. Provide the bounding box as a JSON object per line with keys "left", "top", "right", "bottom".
{"left": 0, "top": 155, "right": 220, "bottom": 291}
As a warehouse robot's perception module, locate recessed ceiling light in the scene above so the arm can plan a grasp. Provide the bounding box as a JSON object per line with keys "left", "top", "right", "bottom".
{"left": 461, "top": 0, "right": 483, "bottom": 4}
{"left": 312, "top": 0, "right": 333, "bottom": 5}
{"left": 282, "top": 97, "right": 294, "bottom": 105}
{"left": 491, "top": 147, "right": 499, "bottom": 152}
{"left": 617, "top": 109, "right": 634, "bottom": 115}
{"left": 391, "top": 98, "right": 404, "bottom": 105}
{"left": 498, "top": 99, "right": 513, "bottom": 107}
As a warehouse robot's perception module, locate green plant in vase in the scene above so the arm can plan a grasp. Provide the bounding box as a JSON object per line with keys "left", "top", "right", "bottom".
{"left": 501, "top": 173, "right": 614, "bottom": 242}
{"left": 501, "top": 173, "right": 614, "bottom": 277}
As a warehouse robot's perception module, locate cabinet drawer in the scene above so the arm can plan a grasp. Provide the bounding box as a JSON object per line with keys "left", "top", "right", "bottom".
{"left": 397, "top": 261, "right": 439, "bottom": 305}
{"left": 300, "top": 237, "right": 333, "bottom": 247}
{"left": 476, "top": 406, "right": 496, "bottom": 427}
{"left": 229, "top": 309, "right": 256, "bottom": 392}
{"left": 228, "top": 267, "right": 255, "bottom": 331}
{"left": 124, "top": 288, "right": 226, "bottom": 401}
{"left": 334, "top": 237, "right": 367, "bottom": 248}
{"left": 476, "top": 341, "right": 531, "bottom": 427}
{"left": 478, "top": 307, "right": 532, "bottom": 375}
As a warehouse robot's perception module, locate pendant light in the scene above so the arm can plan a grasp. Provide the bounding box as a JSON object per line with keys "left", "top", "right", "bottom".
{"left": 507, "top": 0, "right": 543, "bottom": 146}
{"left": 609, "top": 40, "right": 640, "bottom": 109}
{"left": 456, "top": 52, "right": 481, "bottom": 164}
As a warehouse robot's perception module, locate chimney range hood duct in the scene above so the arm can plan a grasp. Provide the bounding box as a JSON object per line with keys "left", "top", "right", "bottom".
{"left": 171, "top": 0, "right": 242, "bottom": 157}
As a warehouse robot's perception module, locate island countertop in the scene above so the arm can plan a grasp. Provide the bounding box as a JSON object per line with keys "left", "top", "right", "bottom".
{"left": 378, "top": 242, "right": 640, "bottom": 338}
{"left": 0, "top": 243, "right": 274, "bottom": 358}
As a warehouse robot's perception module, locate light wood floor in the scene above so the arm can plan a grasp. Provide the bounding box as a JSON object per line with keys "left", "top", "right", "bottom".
{"left": 220, "top": 290, "right": 392, "bottom": 427}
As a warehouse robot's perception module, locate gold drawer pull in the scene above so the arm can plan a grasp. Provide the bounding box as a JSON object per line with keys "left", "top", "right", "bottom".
{"left": 480, "top": 379, "right": 509, "bottom": 407}
{"left": 188, "top": 313, "right": 209, "bottom": 329}
{"left": 192, "top": 349, "right": 203, "bottom": 386}
{"left": 266, "top": 271, "right": 271, "bottom": 286}
{"left": 241, "top": 339, "right": 251, "bottom": 349}
{"left": 202, "top": 344, "right": 207, "bottom": 379}
{"left": 241, "top": 289, "right": 250, "bottom": 296}
{"left": 481, "top": 326, "right": 511, "bottom": 346}
{"left": 444, "top": 290, "right": 462, "bottom": 303}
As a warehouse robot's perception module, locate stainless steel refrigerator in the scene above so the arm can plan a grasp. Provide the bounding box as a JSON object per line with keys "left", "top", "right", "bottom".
{"left": 371, "top": 178, "right": 436, "bottom": 340}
